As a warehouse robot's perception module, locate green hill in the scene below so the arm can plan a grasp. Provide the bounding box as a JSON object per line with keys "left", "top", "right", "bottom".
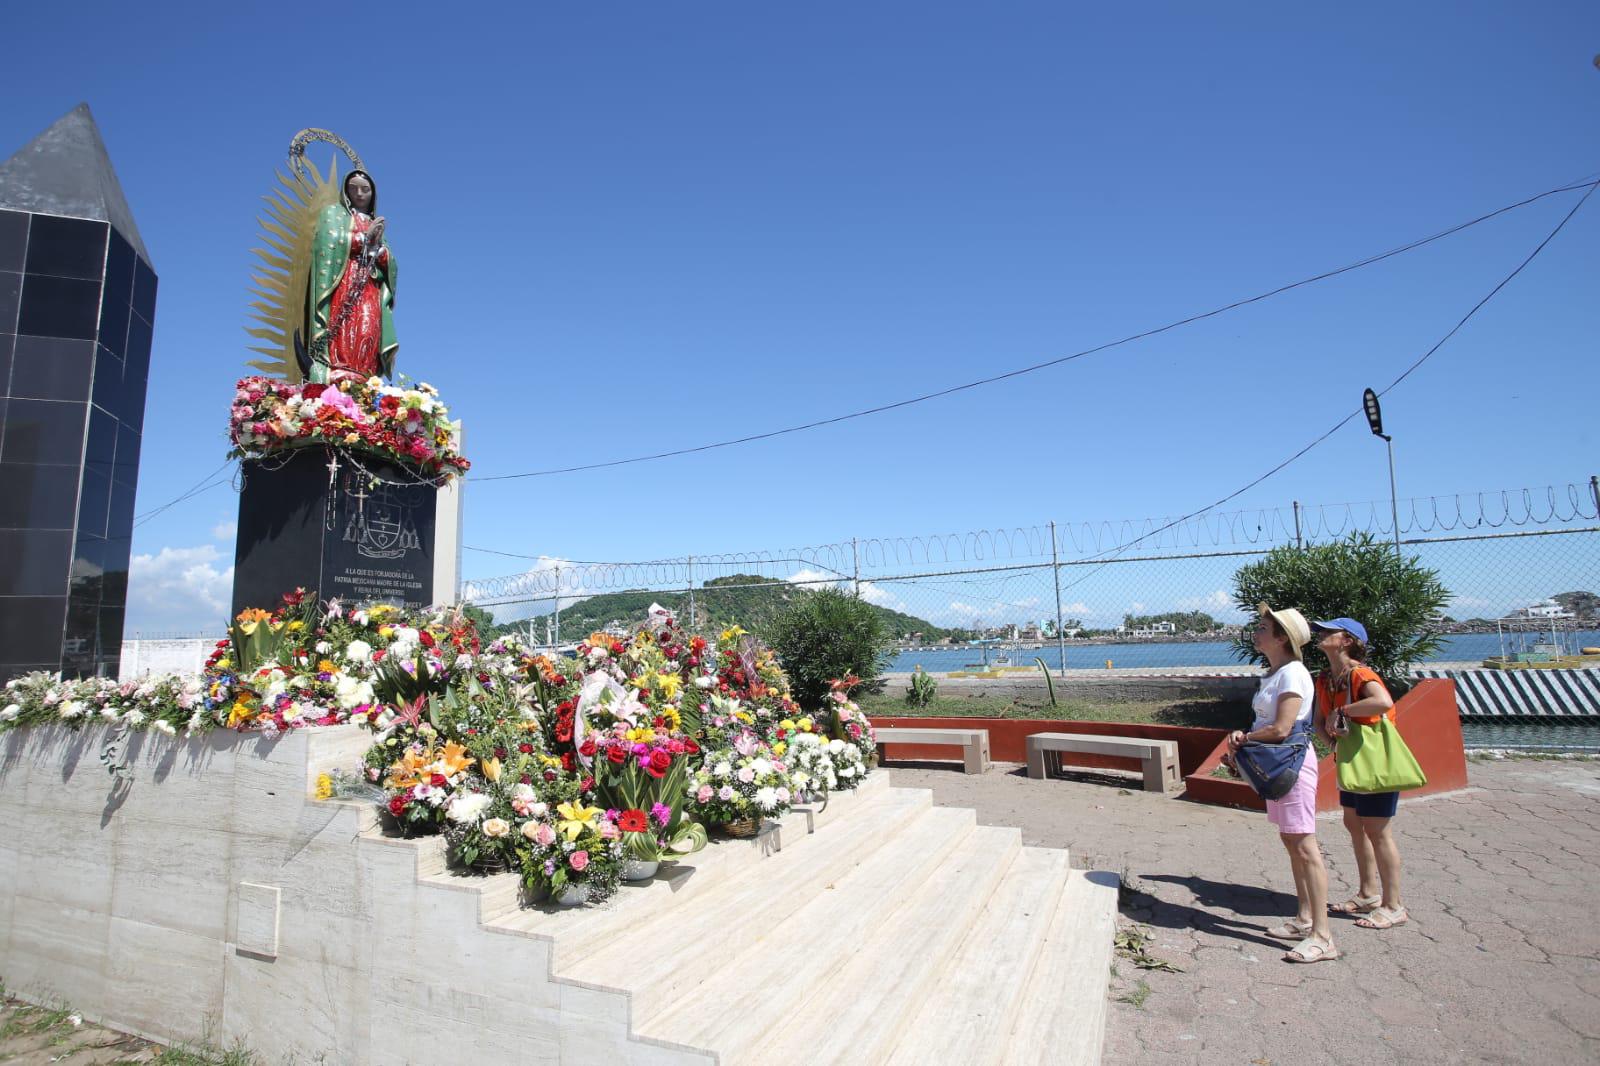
{"left": 486, "top": 574, "right": 952, "bottom": 643}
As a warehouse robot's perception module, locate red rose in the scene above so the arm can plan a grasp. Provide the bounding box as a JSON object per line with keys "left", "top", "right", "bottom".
{"left": 683, "top": 738, "right": 701, "bottom": 755}
{"left": 519, "top": 774, "right": 532, "bottom": 785}
{"left": 580, "top": 776, "right": 595, "bottom": 793}
{"left": 494, "top": 748, "right": 508, "bottom": 760}
{"left": 648, "top": 750, "right": 672, "bottom": 774}
{"left": 579, "top": 738, "right": 596, "bottom": 758}
{"left": 431, "top": 773, "right": 448, "bottom": 788}
{"left": 560, "top": 751, "right": 575, "bottom": 771}
{"left": 618, "top": 809, "right": 649, "bottom": 833}
{"left": 552, "top": 675, "right": 567, "bottom": 686}
{"left": 519, "top": 742, "right": 534, "bottom": 754}
{"left": 606, "top": 747, "right": 626, "bottom": 765}
{"left": 543, "top": 770, "right": 558, "bottom": 782}
{"left": 388, "top": 796, "right": 407, "bottom": 816}
{"left": 419, "top": 631, "right": 436, "bottom": 649}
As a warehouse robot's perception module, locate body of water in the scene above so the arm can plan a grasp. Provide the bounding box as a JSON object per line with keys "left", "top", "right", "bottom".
{"left": 887, "top": 629, "right": 1600, "bottom": 674}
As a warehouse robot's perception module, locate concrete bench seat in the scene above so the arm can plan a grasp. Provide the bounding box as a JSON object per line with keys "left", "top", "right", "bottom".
{"left": 875, "top": 727, "right": 991, "bottom": 774}
{"left": 1025, "top": 732, "right": 1181, "bottom": 793}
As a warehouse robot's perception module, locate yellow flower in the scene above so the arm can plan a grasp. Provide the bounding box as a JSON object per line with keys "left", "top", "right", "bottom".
{"left": 378, "top": 625, "right": 395, "bottom": 639}
{"left": 797, "top": 717, "right": 814, "bottom": 733}
{"left": 482, "top": 757, "right": 502, "bottom": 783}
{"left": 435, "top": 741, "right": 475, "bottom": 778}
{"left": 734, "top": 710, "right": 754, "bottom": 724}
{"left": 779, "top": 719, "right": 796, "bottom": 732}
{"left": 215, "top": 658, "right": 232, "bottom": 670}
{"left": 772, "top": 742, "right": 787, "bottom": 757}
{"left": 556, "top": 801, "right": 602, "bottom": 841}
{"left": 369, "top": 604, "right": 399, "bottom": 619}
{"left": 719, "top": 625, "right": 746, "bottom": 643}
{"left": 286, "top": 620, "right": 305, "bottom": 632}
{"left": 314, "top": 774, "right": 334, "bottom": 800}
{"left": 538, "top": 754, "right": 563, "bottom": 768}
{"left": 226, "top": 698, "right": 255, "bottom": 728}
{"left": 659, "top": 707, "right": 682, "bottom": 731}
{"left": 235, "top": 608, "right": 272, "bottom": 625}
{"left": 656, "top": 672, "right": 682, "bottom": 700}
{"left": 317, "top": 659, "right": 339, "bottom": 674}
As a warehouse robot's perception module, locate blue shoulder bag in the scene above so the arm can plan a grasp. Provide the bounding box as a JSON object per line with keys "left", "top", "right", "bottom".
{"left": 1233, "top": 718, "right": 1313, "bottom": 801}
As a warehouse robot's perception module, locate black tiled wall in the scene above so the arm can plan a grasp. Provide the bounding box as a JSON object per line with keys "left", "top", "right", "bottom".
{"left": 0, "top": 209, "right": 154, "bottom": 683}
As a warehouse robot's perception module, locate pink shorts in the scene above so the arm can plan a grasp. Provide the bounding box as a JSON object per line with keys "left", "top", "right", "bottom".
{"left": 1265, "top": 756, "right": 1318, "bottom": 835}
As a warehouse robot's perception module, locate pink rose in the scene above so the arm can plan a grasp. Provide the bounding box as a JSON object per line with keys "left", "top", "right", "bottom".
{"left": 697, "top": 785, "right": 714, "bottom": 803}
{"left": 534, "top": 823, "right": 556, "bottom": 847}
{"left": 569, "top": 850, "right": 590, "bottom": 871}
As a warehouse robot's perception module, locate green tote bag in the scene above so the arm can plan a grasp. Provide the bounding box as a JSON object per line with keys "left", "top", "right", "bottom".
{"left": 1336, "top": 717, "right": 1427, "bottom": 794}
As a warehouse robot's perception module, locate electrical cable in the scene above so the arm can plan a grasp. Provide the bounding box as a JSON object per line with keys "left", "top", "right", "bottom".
{"left": 1055, "top": 177, "right": 1599, "bottom": 591}
{"left": 469, "top": 177, "right": 1599, "bottom": 482}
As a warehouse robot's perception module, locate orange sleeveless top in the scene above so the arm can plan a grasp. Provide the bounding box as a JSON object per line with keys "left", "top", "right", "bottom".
{"left": 1315, "top": 665, "right": 1394, "bottom": 725}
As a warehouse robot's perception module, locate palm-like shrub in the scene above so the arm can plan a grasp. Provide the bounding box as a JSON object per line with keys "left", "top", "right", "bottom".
{"left": 769, "top": 587, "right": 891, "bottom": 713}
{"left": 1232, "top": 533, "right": 1449, "bottom": 684}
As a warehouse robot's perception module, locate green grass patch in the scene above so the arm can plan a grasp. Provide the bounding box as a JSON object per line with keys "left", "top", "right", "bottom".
{"left": 860, "top": 691, "right": 1245, "bottom": 729}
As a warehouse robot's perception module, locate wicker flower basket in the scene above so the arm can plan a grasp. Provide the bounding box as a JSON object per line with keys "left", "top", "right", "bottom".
{"left": 714, "top": 816, "right": 762, "bottom": 839}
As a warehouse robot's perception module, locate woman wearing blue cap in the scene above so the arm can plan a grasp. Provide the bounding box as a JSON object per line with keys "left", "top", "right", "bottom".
{"left": 1312, "top": 617, "right": 1408, "bottom": 930}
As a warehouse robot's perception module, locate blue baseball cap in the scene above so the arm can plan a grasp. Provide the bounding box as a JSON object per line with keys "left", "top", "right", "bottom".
{"left": 1312, "top": 617, "right": 1368, "bottom": 643}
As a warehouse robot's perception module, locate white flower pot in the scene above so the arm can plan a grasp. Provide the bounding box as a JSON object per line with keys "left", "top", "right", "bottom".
{"left": 556, "top": 883, "right": 591, "bottom": 907}
{"left": 620, "top": 858, "right": 660, "bottom": 882}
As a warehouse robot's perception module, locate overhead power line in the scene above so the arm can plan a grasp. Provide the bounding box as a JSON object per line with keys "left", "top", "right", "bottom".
{"left": 469, "top": 177, "right": 1599, "bottom": 482}
{"left": 1056, "top": 176, "right": 1600, "bottom": 590}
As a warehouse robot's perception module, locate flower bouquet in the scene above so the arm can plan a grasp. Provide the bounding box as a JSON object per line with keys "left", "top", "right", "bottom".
{"left": 513, "top": 798, "right": 626, "bottom": 906}
{"left": 227, "top": 374, "right": 469, "bottom": 483}
{"left": 785, "top": 732, "right": 867, "bottom": 802}
{"left": 685, "top": 743, "right": 795, "bottom": 837}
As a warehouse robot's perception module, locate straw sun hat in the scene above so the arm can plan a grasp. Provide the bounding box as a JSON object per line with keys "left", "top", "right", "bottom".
{"left": 1256, "top": 602, "right": 1311, "bottom": 660}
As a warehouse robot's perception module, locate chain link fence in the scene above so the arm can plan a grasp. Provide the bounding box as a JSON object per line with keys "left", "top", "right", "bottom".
{"left": 462, "top": 477, "right": 1600, "bottom": 675}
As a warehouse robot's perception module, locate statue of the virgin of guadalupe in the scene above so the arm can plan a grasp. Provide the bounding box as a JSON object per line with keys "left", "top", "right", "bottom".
{"left": 300, "top": 169, "right": 398, "bottom": 383}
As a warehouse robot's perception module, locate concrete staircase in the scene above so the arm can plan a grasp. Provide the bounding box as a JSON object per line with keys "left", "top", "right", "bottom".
{"left": 366, "top": 770, "right": 1119, "bottom": 1065}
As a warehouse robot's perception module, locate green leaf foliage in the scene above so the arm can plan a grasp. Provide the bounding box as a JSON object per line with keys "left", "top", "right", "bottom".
{"left": 769, "top": 586, "right": 894, "bottom": 712}
{"left": 1231, "top": 533, "right": 1450, "bottom": 683}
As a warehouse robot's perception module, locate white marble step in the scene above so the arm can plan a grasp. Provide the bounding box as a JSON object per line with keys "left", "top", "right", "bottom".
{"left": 486, "top": 773, "right": 896, "bottom": 958}
{"left": 696, "top": 823, "right": 1029, "bottom": 1065}
{"left": 1000, "top": 868, "right": 1120, "bottom": 1066}
{"left": 883, "top": 847, "right": 1074, "bottom": 1066}
{"left": 572, "top": 801, "right": 975, "bottom": 1026}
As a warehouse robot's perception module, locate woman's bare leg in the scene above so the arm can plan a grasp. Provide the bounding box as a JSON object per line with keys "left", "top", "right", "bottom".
{"left": 1343, "top": 805, "right": 1381, "bottom": 899}
{"left": 1362, "top": 816, "right": 1403, "bottom": 910}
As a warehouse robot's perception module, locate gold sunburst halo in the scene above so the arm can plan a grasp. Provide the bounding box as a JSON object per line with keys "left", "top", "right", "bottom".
{"left": 244, "top": 151, "right": 342, "bottom": 381}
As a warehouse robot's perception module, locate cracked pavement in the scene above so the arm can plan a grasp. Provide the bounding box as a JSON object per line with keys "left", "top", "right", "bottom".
{"left": 887, "top": 757, "right": 1600, "bottom": 1066}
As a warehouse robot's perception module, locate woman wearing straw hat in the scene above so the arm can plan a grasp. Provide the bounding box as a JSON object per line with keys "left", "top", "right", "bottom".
{"left": 1227, "top": 603, "right": 1338, "bottom": 963}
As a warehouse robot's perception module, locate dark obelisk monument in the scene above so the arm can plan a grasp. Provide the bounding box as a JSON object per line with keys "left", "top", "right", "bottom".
{"left": 0, "top": 104, "right": 155, "bottom": 683}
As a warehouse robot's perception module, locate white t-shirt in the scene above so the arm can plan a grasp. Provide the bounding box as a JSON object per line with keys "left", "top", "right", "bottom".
{"left": 1251, "top": 661, "right": 1315, "bottom": 732}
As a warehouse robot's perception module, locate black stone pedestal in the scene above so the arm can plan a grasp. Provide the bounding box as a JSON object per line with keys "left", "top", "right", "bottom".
{"left": 232, "top": 448, "right": 438, "bottom": 617}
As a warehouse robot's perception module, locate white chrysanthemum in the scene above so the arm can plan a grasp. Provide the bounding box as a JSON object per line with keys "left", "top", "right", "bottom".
{"left": 754, "top": 787, "right": 779, "bottom": 811}
{"left": 334, "top": 675, "right": 374, "bottom": 710}
{"left": 153, "top": 720, "right": 177, "bottom": 735}
{"left": 827, "top": 738, "right": 847, "bottom": 755}
{"left": 0, "top": 704, "right": 20, "bottom": 721}
{"left": 125, "top": 709, "right": 146, "bottom": 727}
{"left": 713, "top": 760, "right": 732, "bottom": 778}
{"left": 346, "top": 640, "right": 372, "bottom": 662}
{"left": 751, "top": 758, "right": 772, "bottom": 775}
{"left": 447, "top": 792, "right": 493, "bottom": 824}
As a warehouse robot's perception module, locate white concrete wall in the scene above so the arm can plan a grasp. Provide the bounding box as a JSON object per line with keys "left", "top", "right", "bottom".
{"left": 118, "top": 638, "right": 211, "bottom": 679}
{"left": 0, "top": 724, "right": 710, "bottom": 1065}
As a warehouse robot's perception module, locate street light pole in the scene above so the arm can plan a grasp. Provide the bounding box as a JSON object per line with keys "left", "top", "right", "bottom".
{"left": 1363, "top": 388, "right": 1401, "bottom": 557}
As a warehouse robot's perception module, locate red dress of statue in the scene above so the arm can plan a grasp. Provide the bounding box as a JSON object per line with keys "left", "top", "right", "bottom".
{"left": 326, "top": 212, "right": 388, "bottom": 378}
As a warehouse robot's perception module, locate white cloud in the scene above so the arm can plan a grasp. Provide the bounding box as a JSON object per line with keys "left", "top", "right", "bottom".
{"left": 462, "top": 556, "right": 594, "bottom": 621}
{"left": 126, "top": 544, "right": 234, "bottom": 633}
{"left": 786, "top": 568, "right": 844, "bottom": 590}
{"left": 211, "top": 519, "right": 238, "bottom": 541}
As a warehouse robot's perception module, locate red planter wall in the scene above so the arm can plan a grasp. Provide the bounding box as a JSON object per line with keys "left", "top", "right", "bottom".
{"left": 873, "top": 679, "right": 1467, "bottom": 815}
{"left": 1184, "top": 678, "right": 1468, "bottom": 812}
{"left": 869, "top": 717, "right": 1227, "bottom": 777}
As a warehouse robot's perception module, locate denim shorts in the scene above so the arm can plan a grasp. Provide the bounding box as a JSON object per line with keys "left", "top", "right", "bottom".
{"left": 1340, "top": 789, "right": 1399, "bottom": 818}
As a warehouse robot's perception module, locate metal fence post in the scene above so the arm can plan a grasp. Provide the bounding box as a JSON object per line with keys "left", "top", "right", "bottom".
{"left": 552, "top": 565, "right": 562, "bottom": 649}
{"left": 1590, "top": 474, "right": 1599, "bottom": 517}
{"left": 852, "top": 537, "right": 861, "bottom": 599}
{"left": 686, "top": 555, "right": 696, "bottom": 630}
{"left": 1050, "top": 520, "right": 1067, "bottom": 679}
{"left": 1293, "top": 500, "right": 1303, "bottom": 549}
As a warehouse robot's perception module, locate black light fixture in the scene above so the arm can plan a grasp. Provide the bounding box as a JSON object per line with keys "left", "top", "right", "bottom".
{"left": 1363, "top": 387, "right": 1401, "bottom": 555}
{"left": 1362, "top": 387, "right": 1388, "bottom": 440}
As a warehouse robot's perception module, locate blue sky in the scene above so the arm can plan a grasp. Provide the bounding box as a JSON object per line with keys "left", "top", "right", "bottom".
{"left": 3, "top": 2, "right": 1597, "bottom": 632}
